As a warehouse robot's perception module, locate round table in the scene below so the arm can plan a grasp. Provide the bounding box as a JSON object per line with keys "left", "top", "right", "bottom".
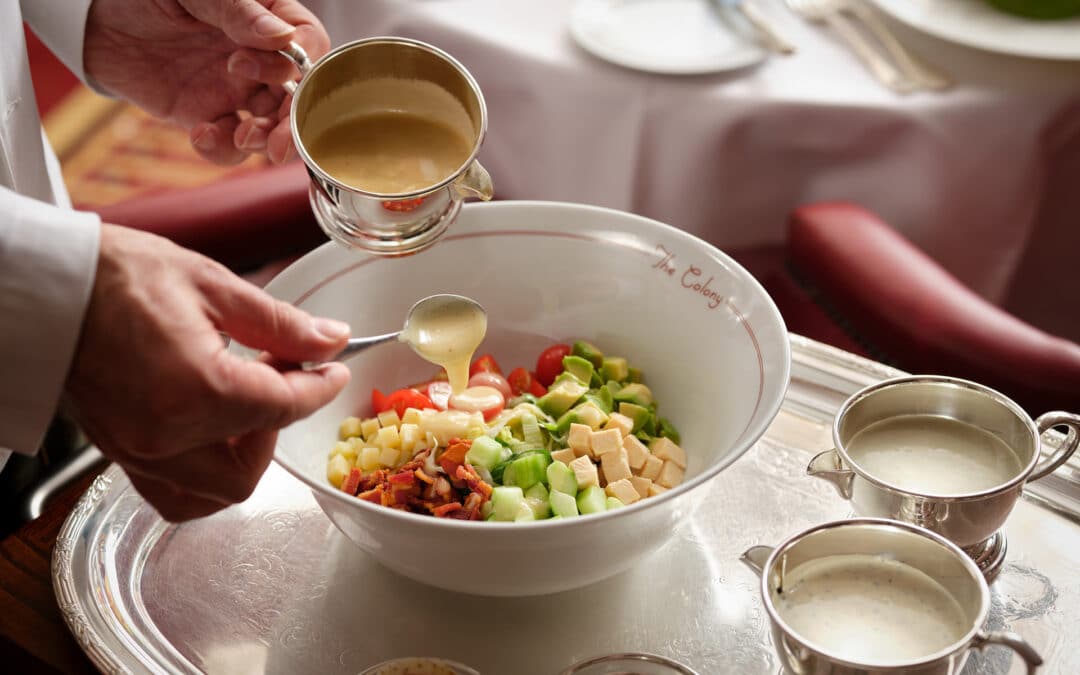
{"left": 304, "top": 0, "right": 1080, "bottom": 340}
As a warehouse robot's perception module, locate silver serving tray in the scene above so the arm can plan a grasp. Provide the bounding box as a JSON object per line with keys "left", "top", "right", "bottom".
{"left": 53, "top": 335, "right": 1080, "bottom": 674}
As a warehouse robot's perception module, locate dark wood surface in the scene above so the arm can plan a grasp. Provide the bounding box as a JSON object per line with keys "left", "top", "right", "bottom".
{"left": 0, "top": 470, "right": 101, "bottom": 674}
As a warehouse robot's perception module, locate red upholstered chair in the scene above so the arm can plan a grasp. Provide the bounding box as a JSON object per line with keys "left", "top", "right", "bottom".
{"left": 786, "top": 202, "right": 1080, "bottom": 415}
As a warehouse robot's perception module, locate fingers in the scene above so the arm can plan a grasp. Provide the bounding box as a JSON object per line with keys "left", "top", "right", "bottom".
{"left": 190, "top": 115, "right": 248, "bottom": 166}
{"left": 126, "top": 472, "right": 230, "bottom": 522}
{"left": 215, "top": 356, "right": 350, "bottom": 429}
{"left": 228, "top": 48, "right": 301, "bottom": 86}
{"left": 266, "top": 96, "right": 296, "bottom": 163}
{"left": 181, "top": 0, "right": 296, "bottom": 51}
{"left": 234, "top": 116, "right": 275, "bottom": 153}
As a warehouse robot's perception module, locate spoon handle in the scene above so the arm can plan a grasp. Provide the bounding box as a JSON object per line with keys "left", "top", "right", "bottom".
{"left": 303, "top": 331, "right": 402, "bottom": 370}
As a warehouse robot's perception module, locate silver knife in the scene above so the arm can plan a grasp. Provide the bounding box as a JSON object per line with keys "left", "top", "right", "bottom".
{"left": 712, "top": 0, "right": 797, "bottom": 55}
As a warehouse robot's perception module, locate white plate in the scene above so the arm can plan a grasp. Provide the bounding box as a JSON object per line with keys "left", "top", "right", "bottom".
{"left": 870, "top": 0, "right": 1080, "bottom": 61}
{"left": 569, "top": 0, "right": 767, "bottom": 74}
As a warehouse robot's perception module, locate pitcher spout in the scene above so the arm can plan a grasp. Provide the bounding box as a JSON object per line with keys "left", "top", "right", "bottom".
{"left": 806, "top": 449, "right": 855, "bottom": 499}
{"left": 454, "top": 161, "right": 494, "bottom": 201}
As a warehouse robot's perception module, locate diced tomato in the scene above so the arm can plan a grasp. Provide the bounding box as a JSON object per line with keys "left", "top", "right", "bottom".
{"left": 449, "top": 385, "right": 505, "bottom": 421}
{"left": 535, "top": 343, "right": 572, "bottom": 386}
{"left": 507, "top": 367, "right": 547, "bottom": 397}
{"left": 468, "top": 371, "right": 512, "bottom": 400}
{"left": 371, "top": 388, "right": 388, "bottom": 414}
{"left": 469, "top": 354, "right": 502, "bottom": 376}
{"left": 426, "top": 381, "right": 452, "bottom": 410}
{"left": 379, "top": 388, "right": 436, "bottom": 417}
{"left": 341, "top": 468, "right": 362, "bottom": 496}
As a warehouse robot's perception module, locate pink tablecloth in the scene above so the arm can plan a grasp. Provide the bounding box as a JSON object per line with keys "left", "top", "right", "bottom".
{"left": 304, "top": 0, "right": 1080, "bottom": 340}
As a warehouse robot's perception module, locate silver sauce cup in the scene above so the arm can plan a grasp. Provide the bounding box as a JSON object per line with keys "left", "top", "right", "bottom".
{"left": 807, "top": 376, "right": 1080, "bottom": 579}
{"left": 278, "top": 37, "right": 493, "bottom": 256}
{"left": 741, "top": 518, "right": 1043, "bottom": 675}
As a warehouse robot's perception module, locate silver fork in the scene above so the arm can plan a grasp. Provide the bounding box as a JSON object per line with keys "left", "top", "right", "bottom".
{"left": 840, "top": 0, "right": 951, "bottom": 90}
{"left": 785, "top": 0, "right": 915, "bottom": 94}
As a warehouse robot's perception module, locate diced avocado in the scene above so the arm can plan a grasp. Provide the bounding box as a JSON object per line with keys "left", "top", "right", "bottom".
{"left": 618, "top": 402, "right": 652, "bottom": 434}
{"left": 550, "top": 489, "right": 579, "bottom": 517}
{"left": 605, "top": 497, "right": 625, "bottom": 510}
{"left": 466, "top": 435, "right": 505, "bottom": 471}
{"left": 546, "top": 410, "right": 577, "bottom": 438}
{"left": 537, "top": 377, "right": 589, "bottom": 417}
{"left": 572, "top": 340, "right": 604, "bottom": 368}
{"left": 525, "top": 483, "right": 552, "bottom": 519}
{"left": 585, "top": 387, "right": 614, "bottom": 415}
{"left": 627, "top": 366, "right": 643, "bottom": 383}
{"left": 510, "top": 452, "right": 551, "bottom": 490}
{"left": 599, "top": 356, "right": 629, "bottom": 382}
{"left": 491, "top": 486, "right": 525, "bottom": 521}
{"left": 547, "top": 460, "right": 578, "bottom": 495}
{"left": 561, "top": 355, "right": 595, "bottom": 385}
{"left": 658, "top": 417, "right": 681, "bottom": 445}
{"left": 576, "top": 485, "right": 607, "bottom": 515}
{"left": 571, "top": 400, "right": 609, "bottom": 430}
{"left": 614, "top": 383, "right": 653, "bottom": 407}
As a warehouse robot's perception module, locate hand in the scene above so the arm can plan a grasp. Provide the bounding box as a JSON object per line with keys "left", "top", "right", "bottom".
{"left": 83, "top": 0, "right": 331, "bottom": 165}
{"left": 65, "top": 224, "right": 351, "bottom": 521}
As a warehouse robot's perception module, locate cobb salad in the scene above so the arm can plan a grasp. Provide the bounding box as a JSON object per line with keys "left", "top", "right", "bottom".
{"left": 326, "top": 341, "right": 686, "bottom": 521}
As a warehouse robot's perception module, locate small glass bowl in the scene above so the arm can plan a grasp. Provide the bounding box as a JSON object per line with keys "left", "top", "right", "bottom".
{"left": 561, "top": 653, "right": 700, "bottom": 675}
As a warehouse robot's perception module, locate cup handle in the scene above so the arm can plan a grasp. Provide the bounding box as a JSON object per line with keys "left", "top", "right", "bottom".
{"left": 971, "top": 630, "right": 1043, "bottom": 675}
{"left": 453, "top": 160, "right": 494, "bottom": 201}
{"left": 1028, "top": 411, "right": 1080, "bottom": 482}
{"left": 277, "top": 41, "right": 313, "bottom": 96}
{"left": 806, "top": 449, "right": 855, "bottom": 499}
{"left": 740, "top": 545, "right": 773, "bottom": 577}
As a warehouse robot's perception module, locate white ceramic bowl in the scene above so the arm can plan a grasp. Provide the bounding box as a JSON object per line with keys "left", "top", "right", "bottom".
{"left": 264, "top": 201, "right": 790, "bottom": 596}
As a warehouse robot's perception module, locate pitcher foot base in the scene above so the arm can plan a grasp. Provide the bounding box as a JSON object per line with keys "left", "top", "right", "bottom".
{"left": 963, "top": 530, "right": 1007, "bottom": 583}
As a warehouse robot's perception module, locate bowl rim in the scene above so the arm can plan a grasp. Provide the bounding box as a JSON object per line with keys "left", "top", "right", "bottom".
{"left": 269, "top": 200, "right": 791, "bottom": 530}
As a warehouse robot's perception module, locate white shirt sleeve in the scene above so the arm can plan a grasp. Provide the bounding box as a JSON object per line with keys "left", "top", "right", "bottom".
{"left": 0, "top": 187, "right": 100, "bottom": 456}
{"left": 20, "top": 0, "right": 96, "bottom": 83}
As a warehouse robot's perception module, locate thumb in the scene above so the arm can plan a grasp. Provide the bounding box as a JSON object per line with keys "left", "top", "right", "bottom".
{"left": 202, "top": 274, "right": 350, "bottom": 363}
{"left": 181, "top": 0, "right": 296, "bottom": 50}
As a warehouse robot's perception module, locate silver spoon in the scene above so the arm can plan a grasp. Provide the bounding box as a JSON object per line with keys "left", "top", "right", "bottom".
{"left": 303, "top": 294, "right": 486, "bottom": 368}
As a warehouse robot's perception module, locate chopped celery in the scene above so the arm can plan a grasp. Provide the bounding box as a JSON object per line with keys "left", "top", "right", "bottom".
{"left": 521, "top": 412, "right": 545, "bottom": 451}
{"left": 546, "top": 460, "right": 578, "bottom": 495}
{"left": 481, "top": 501, "right": 494, "bottom": 520}
{"left": 466, "top": 435, "right": 505, "bottom": 471}
{"left": 550, "top": 490, "right": 579, "bottom": 517}
{"left": 514, "top": 502, "right": 536, "bottom": 521}
{"left": 510, "top": 452, "right": 551, "bottom": 490}
{"left": 491, "top": 486, "right": 525, "bottom": 521}
{"left": 525, "top": 483, "right": 552, "bottom": 519}
{"left": 576, "top": 485, "right": 607, "bottom": 515}
{"left": 605, "top": 497, "right": 625, "bottom": 510}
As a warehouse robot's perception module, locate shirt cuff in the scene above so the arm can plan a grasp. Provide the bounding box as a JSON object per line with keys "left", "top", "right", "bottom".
{"left": 0, "top": 187, "right": 100, "bottom": 455}
{"left": 20, "top": 0, "right": 96, "bottom": 85}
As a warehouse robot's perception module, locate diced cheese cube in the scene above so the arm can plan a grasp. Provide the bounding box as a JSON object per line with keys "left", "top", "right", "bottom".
{"left": 600, "top": 448, "right": 632, "bottom": 483}
{"left": 339, "top": 416, "right": 363, "bottom": 439}
{"left": 590, "top": 428, "right": 623, "bottom": 457}
{"left": 629, "top": 475, "right": 653, "bottom": 499}
{"left": 360, "top": 417, "right": 380, "bottom": 441}
{"left": 623, "top": 435, "right": 649, "bottom": 471}
{"left": 657, "top": 460, "right": 685, "bottom": 488}
{"left": 327, "top": 454, "right": 350, "bottom": 487}
{"left": 401, "top": 407, "right": 423, "bottom": 426}
{"left": 569, "top": 455, "right": 599, "bottom": 489}
{"left": 329, "top": 440, "right": 354, "bottom": 459}
{"left": 640, "top": 454, "right": 664, "bottom": 481}
{"left": 605, "top": 478, "right": 640, "bottom": 505}
{"left": 377, "top": 409, "right": 401, "bottom": 429}
{"left": 568, "top": 423, "right": 592, "bottom": 456}
{"left": 649, "top": 437, "right": 686, "bottom": 469}
{"left": 603, "top": 413, "right": 634, "bottom": 438}
{"left": 376, "top": 424, "right": 400, "bottom": 450}
{"left": 379, "top": 445, "right": 400, "bottom": 468}
{"left": 399, "top": 423, "right": 420, "bottom": 456}
{"left": 551, "top": 448, "right": 577, "bottom": 465}
{"left": 359, "top": 446, "right": 381, "bottom": 471}
{"left": 648, "top": 483, "right": 669, "bottom": 497}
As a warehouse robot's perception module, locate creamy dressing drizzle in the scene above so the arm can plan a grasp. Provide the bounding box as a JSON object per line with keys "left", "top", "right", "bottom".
{"left": 400, "top": 297, "right": 487, "bottom": 394}
{"left": 846, "top": 415, "right": 1024, "bottom": 495}
{"left": 775, "top": 553, "right": 970, "bottom": 663}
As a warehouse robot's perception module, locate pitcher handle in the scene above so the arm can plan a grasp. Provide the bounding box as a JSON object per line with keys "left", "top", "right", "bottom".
{"left": 971, "top": 631, "right": 1042, "bottom": 675}
{"left": 277, "top": 41, "right": 313, "bottom": 96}
{"left": 1029, "top": 412, "right": 1080, "bottom": 482}
{"left": 806, "top": 449, "right": 855, "bottom": 499}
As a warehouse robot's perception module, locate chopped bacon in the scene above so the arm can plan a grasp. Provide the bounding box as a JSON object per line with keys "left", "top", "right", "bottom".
{"left": 389, "top": 470, "right": 416, "bottom": 486}
{"left": 435, "top": 476, "right": 453, "bottom": 500}
{"left": 456, "top": 464, "right": 493, "bottom": 502}
{"left": 432, "top": 503, "right": 463, "bottom": 517}
{"left": 340, "top": 468, "right": 362, "bottom": 496}
{"left": 358, "top": 486, "right": 384, "bottom": 504}
{"left": 414, "top": 469, "right": 435, "bottom": 485}
{"left": 438, "top": 439, "right": 471, "bottom": 477}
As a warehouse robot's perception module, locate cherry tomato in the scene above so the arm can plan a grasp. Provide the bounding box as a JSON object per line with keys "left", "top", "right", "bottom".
{"left": 535, "top": 343, "right": 572, "bottom": 386}
{"left": 468, "top": 371, "right": 512, "bottom": 400}
{"left": 507, "top": 367, "right": 547, "bottom": 397}
{"left": 426, "top": 381, "right": 453, "bottom": 410}
{"left": 371, "top": 388, "right": 388, "bottom": 414}
{"left": 469, "top": 354, "right": 502, "bottom": 376}
{"left": 528, "top": 373, "right": 547, "bottom": 397}
{"left": 381, "top": 388, "right": 436, "bottom": 417}
{"left": 449, "top": 385, "right": 505, "bottom": 421}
